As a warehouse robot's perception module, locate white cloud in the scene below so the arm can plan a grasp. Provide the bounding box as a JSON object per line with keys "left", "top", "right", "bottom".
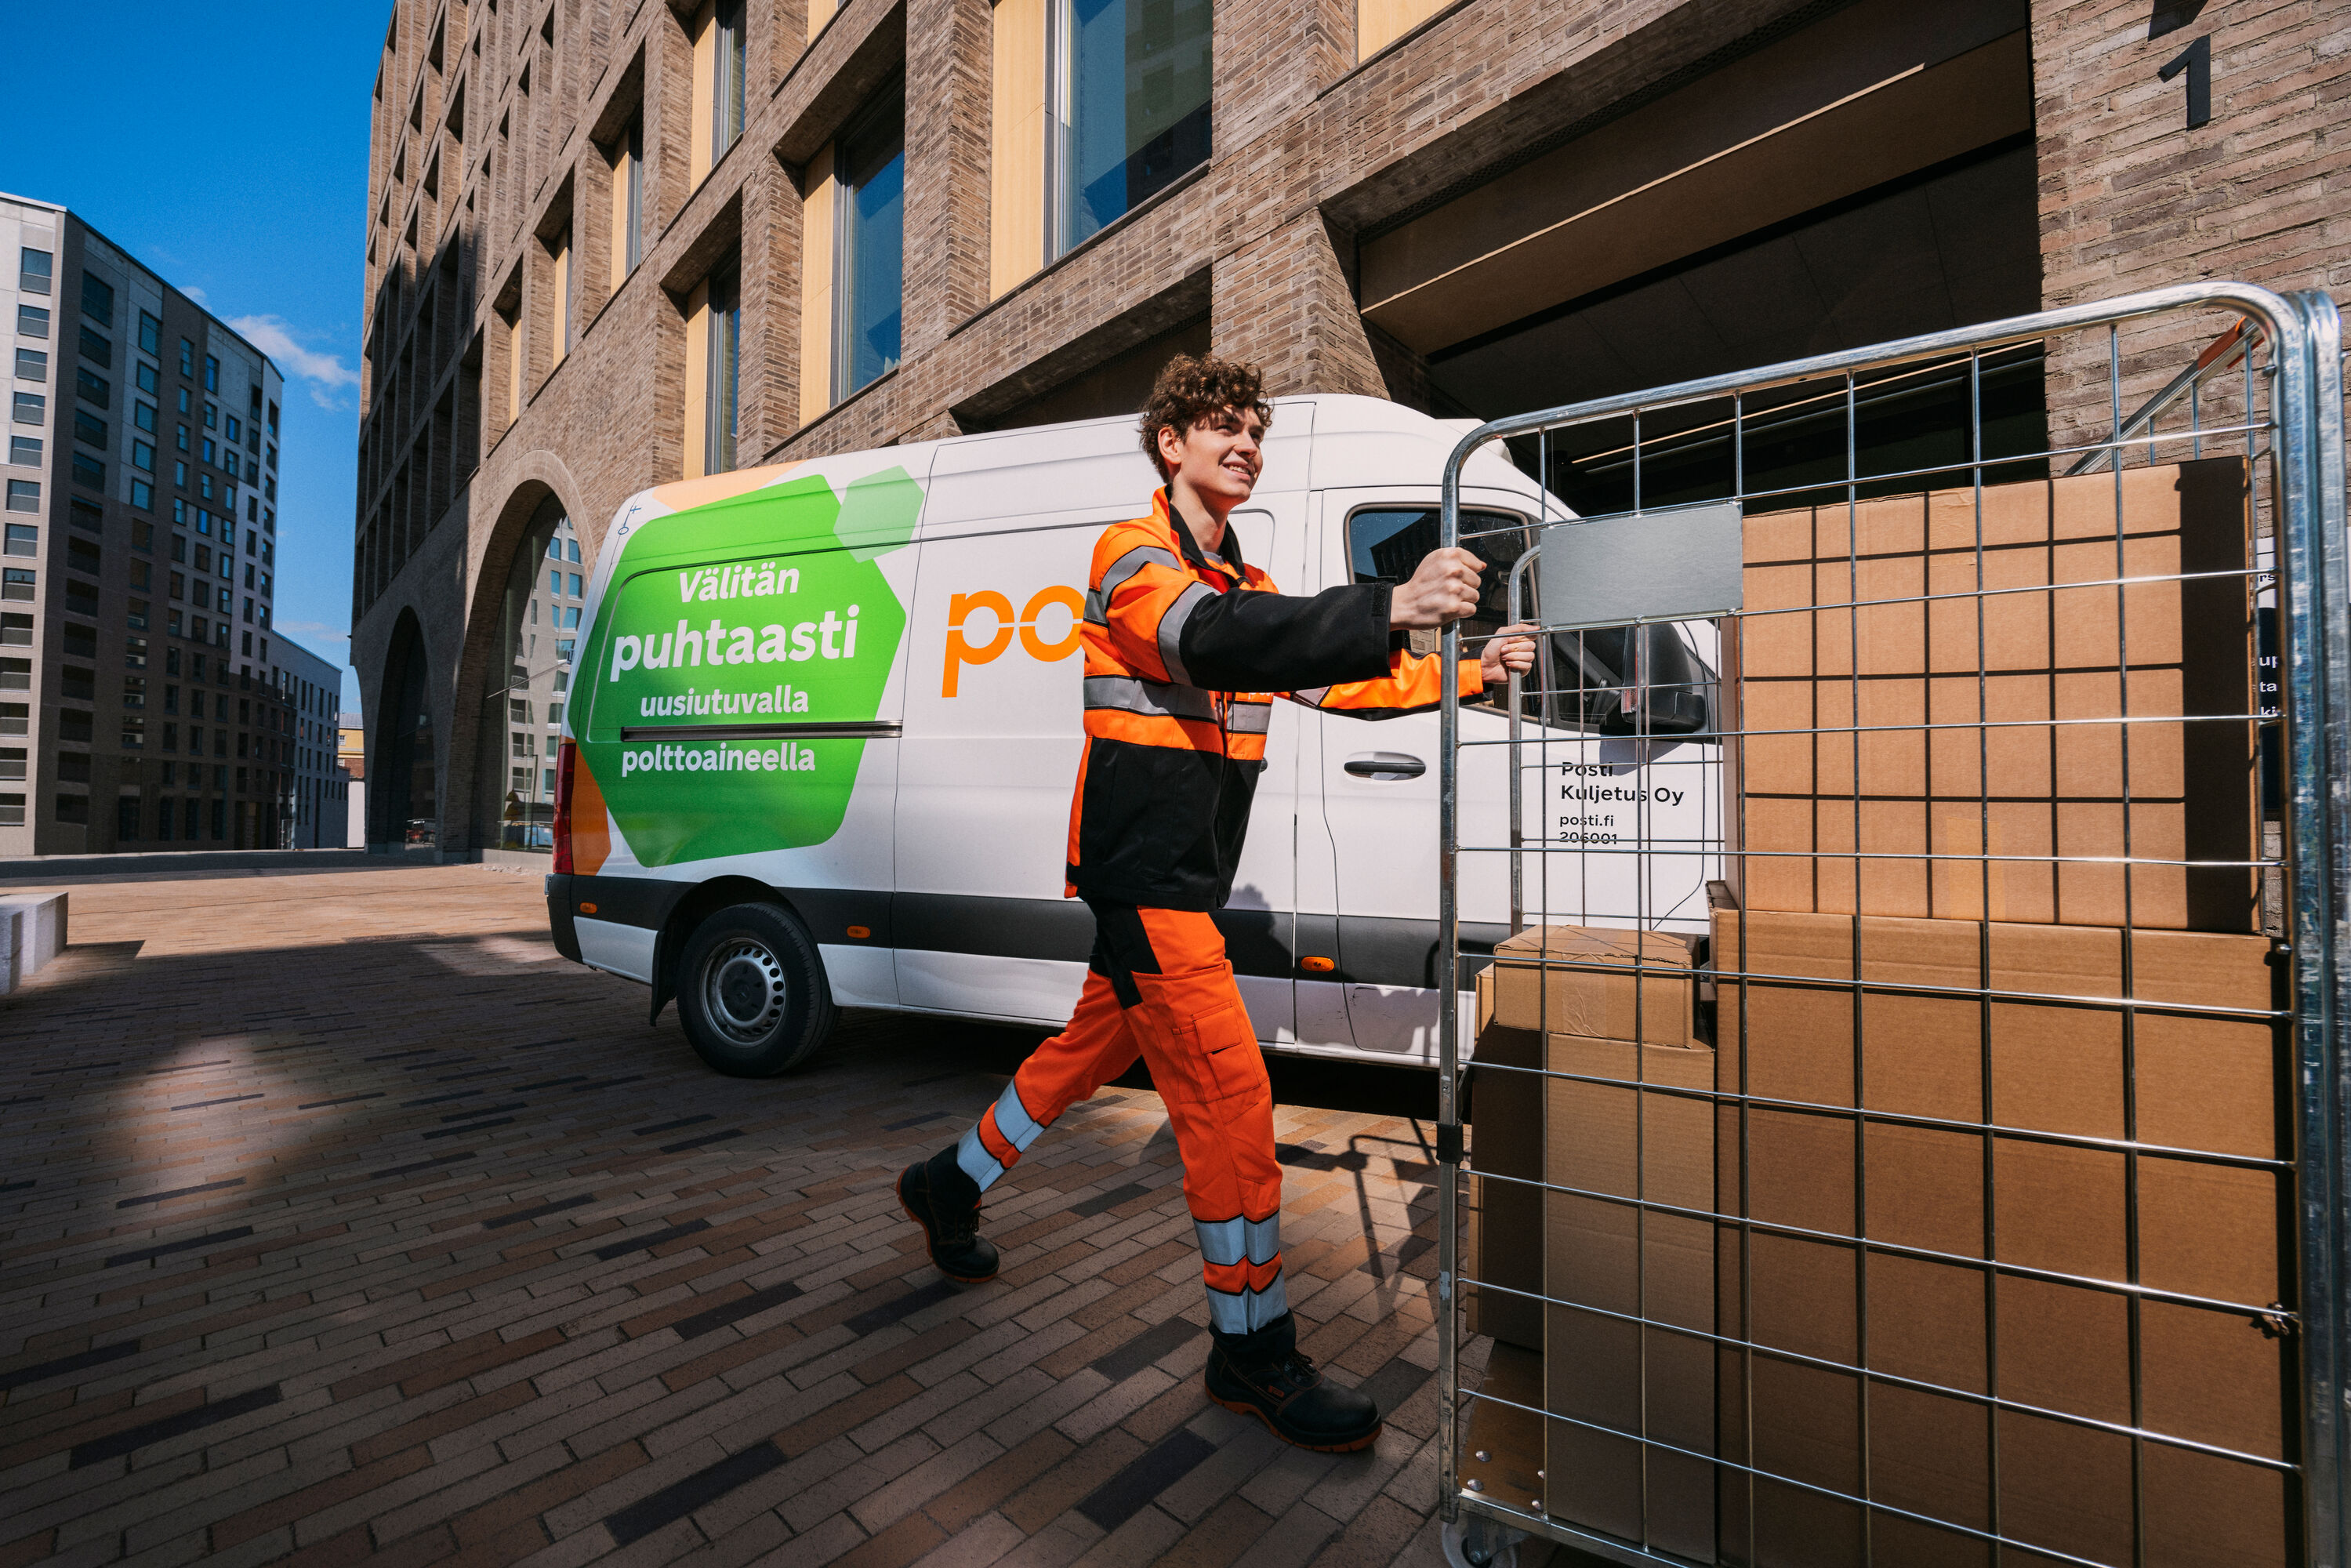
{"left": 227, "top": 314, "right": 361, "bottom": 409}
{"left": 183, "top": 284, "right": 209, "bottom": 305}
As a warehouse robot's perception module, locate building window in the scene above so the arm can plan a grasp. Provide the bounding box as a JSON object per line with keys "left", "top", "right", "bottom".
{"left": 12, "top": 391, "right": 42, "bottom": 424}
{"left": 204, "top": 354, "right": 219, "bottom": 391}
{"left": 0, "top": 793, "right": 22, "bottom": 826}
{"left": 706, "top": 263, "right": 739, "bottom": 474}
{"left": 691, "top": 0, "right": 746, "bottom": 183}
{"left": 611, "top": 117, "right": 644, "bottom": 286}
{"left": 0, "top": 746, "right": 20, "bottom": 779}
{"left": 76, "top": 368, "right": 108, "bottom": 408}
{"left": 8, "top": 437, "right": 38, "bottom": 467}
{"left": 836, "top": 82, "right": 905, "bottom": 402}
{"left": 81, "top": 274, "right": 114, "bottom": 328}
{"left": 18, "top": 248, "right": 52, "bottom": 296}
{"left": 16, "top": 305, "right": 49, "bottom": 339}
{"left": 133, "top": 440, "right": 154, "bottom": 472}
{"left": 179, "top": 339, "right": 194, "bottom": 377}
{"left": 5, "top": 483, "right": 38, "bottom": 515}
{"left": 136, "top": 362, "right": 158, "bottom": 394}
{"left": 1046, "top": 0, "right": 1210, "bottom": 257}
{"left": 75, "top": 410, "right": 107, "bottom": 448}
{"left": 551, "top": 227, "right": 575, "bottom": 364}
{"left": 130, "top": 480, "right": 153, "bottom": 510}
{"left": 71, "top": 453, "right": 103, "bottom": 490}
{"left": 56, "top": 793, "right": 89, "bottom": 825}
{"left": 0, "top": 659, "right": 25, "bottom": 691}
{"left": 134, "top": 400, "right": 155, "bottom": 433}
{"left": 14, "top": 349, "right": 46, "bottom": 383}
{"left": 139, "top": 310, "right": 161, "bottom": 355}
{"left": 80, "top": 326, "right": 111, "bottom": 367}
{"left": 2, "top": 568, "right": 31, "bottom": 597}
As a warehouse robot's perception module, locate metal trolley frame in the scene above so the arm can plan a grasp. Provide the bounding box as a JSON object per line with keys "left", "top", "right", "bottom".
{"left": 1431, "top": 282, "right": 2348, "bottom": 1567}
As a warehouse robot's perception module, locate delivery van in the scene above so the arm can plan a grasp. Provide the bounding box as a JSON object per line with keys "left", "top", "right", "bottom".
{"left": 544, "top": 394, "right": 1724, "bottom": 1075}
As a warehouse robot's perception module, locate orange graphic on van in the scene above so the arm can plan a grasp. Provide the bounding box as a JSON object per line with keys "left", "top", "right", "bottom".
{"left": 943, "top": 585, "right": 1084, "bottom": 696}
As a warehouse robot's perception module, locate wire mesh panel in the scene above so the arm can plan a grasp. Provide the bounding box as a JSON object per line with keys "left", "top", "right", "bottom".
{"left": 1431, "top": 283, "right": 2349, "bottom": 1568}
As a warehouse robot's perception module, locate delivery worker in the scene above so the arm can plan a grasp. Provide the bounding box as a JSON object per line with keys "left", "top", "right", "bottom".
{"left": 898, "top": 354, "right": 1536, "bottom": 1453}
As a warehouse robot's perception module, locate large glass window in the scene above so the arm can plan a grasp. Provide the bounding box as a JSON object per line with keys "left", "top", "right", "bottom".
{"left": 705, "top": 262, "right": 739, "bottom": 474}
{"left": 1050, "top": 0, "right": 1210, "bottom": 256}
{"left": 835, "top": 82, "right": 905, "bottom": 401}
{"left": 19, "top": 248, "right": 52, "bottom": 296}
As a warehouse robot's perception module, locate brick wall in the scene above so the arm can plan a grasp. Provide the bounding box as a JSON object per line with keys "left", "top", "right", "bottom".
{"left": 2032, "top": 0, "right": 2351, "bottom": 449}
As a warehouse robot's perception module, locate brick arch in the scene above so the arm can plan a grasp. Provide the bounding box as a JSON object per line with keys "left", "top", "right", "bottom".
{"left": 443, "top": 456, "right": 593, "bottom": 857}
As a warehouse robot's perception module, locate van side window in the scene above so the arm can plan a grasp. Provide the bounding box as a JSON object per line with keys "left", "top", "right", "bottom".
{"left": 1345, "top": 506, "right": 1529, "bottom": 713}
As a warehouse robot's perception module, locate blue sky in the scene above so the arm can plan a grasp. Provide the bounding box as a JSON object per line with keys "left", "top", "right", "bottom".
{"left": 2, "top": 4, "right": 390, "bottom": 710}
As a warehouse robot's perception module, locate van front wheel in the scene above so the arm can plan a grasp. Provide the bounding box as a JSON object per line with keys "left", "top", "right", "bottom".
{"left": 675, "top": 903, "right": 836, "bottom": 1076}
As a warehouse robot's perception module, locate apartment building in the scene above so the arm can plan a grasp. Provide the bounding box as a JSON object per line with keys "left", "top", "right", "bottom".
{"left": 2, "top": 192, "right": 305, "bottom": 855}
{"left": 278, "top": 634, "right": 350, "bottom": 848}
{"left": 350, "top": 0, "right": 2349, "bottom": 856}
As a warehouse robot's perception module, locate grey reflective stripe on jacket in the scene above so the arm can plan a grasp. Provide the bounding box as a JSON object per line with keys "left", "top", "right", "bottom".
{"left": 1083, "top": 675, "right": 1221, "bottom": 724}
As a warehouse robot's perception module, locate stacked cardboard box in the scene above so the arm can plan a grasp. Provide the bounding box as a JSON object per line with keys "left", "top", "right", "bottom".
{"left": 1472, "top": 930, "right": 1719, "bottom": 1556}
{"left": 1461, "top": 460, "right": 2284, "bottom": 1563}
{"left": 1708, "top": 459, "right": 2285, "bottom": 1564}
{"left": 1729, "top": 459, "right": 2255, "bottom": 931}
{"left": 1711, "top": 908, "right": 2289, "bottom": 1566}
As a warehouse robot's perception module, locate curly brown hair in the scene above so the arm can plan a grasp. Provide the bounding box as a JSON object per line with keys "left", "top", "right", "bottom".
{"left": 1138, "top": 354, "right": 1274, "bottom": 481}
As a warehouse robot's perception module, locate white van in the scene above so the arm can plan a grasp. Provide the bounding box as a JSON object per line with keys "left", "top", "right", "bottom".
{"left": 546, "top": 395, "right": 1723, "bottom": 1074}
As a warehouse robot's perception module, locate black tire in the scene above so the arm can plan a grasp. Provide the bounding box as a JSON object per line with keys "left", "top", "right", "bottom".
{"left": 674, "top": 902, "right": 836, "bottom": 1076}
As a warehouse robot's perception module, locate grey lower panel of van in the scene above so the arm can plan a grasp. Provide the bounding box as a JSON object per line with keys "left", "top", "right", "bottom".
{"left": 557, "top": 874, "right": 1503, "bottom": 990}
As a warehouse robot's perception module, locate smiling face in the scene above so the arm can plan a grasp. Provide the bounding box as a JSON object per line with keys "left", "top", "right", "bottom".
{"left": 1156, "top": 405, "right": 1266, "bottom": 512}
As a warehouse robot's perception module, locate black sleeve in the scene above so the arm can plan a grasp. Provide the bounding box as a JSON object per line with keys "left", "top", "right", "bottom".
{"left": 1175, "top": 582, "right": 1395, "bottom": 692}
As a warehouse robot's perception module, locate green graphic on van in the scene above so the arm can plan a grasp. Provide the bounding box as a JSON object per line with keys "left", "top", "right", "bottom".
{"left": 578, "top": 467, "right": 920, "bottom": 866}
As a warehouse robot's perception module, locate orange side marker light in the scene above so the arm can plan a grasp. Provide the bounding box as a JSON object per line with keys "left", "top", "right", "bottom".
{"left": 579, "top": 902, "right": 599, "bottom": 915}
{"left": 1301, "top": 956, "right": 1335, "bottom": 973}
{"left": 846, "top": 925, "right": 871, "bottom": 940}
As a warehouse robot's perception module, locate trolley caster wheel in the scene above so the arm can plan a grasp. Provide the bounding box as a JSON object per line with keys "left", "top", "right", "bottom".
{"left": 1443, "top": 1512, "right": 1526, "bottom": 1568}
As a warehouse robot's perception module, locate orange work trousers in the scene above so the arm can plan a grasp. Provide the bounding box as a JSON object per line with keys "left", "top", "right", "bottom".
{"left": 954, "top": 902, "right": 1286, "bottom": 1334}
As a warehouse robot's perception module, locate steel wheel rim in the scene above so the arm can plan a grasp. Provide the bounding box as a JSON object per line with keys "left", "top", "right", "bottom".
{"left": 704, "top": 938, "right": 786, "bottom": 1044}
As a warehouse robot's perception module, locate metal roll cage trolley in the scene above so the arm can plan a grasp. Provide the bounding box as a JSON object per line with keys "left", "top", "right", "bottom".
{"left": 1431, "top": 283, "right": 2349, "bottom": 1567}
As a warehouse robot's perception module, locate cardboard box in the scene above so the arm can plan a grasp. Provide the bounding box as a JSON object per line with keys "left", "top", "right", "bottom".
{"left": 1467, "top": 1019, "right": 1543, "bottom": 1351}
{"left": 1482, "top": 924, "right": 1700, "bottom": 1044}
{"left": 1544, "top": 1032, "right": 1719, "bottom": 1561}
{"left": 1729, "top": 459, "right": 2256, "bottom": 931}
{"left": 1710, "top": 906, "right": 2292, "bottom": 1566}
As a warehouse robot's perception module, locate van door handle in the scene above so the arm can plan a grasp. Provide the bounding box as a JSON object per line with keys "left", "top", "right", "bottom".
{"left": 1344, "top": 753, "right": 1425, "bottom": 780}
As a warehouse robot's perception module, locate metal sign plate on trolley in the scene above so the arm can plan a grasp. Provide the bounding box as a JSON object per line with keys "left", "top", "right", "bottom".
{"left": 1427, "top": 281, "right": 2349, "bottom": 1568}
{"left": 1534, "top": 500, "right": 1747, "bottom": 631}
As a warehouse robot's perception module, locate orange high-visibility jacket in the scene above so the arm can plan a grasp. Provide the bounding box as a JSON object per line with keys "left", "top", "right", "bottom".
{"left": 1065, "top": 488, "right": 1478, "bottom": 909}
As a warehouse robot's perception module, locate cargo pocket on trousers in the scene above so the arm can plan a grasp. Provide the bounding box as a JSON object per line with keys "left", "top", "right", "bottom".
{"left": 1173, "top": 998, "right": 1267, "bottom": 1105}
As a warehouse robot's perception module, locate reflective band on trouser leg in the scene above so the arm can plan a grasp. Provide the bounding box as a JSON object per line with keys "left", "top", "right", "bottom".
{"left": 1114, "top": 908, "right": 1288, "bottom": 1336}
{"left": 957, "top": 964, "right": 1141, "bottom": 1193}
{"left": 1197, "top": 1214, "right": 1287, "bottom": 1333}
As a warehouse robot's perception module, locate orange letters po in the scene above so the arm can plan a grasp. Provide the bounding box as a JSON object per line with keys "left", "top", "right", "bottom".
{"left": 943, "top": 586, "right": 1085, "bottom": 697}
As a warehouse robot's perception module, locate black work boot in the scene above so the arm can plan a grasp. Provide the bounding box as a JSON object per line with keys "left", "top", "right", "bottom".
{"left": 1205, "top": 1312, "right": 1381, "bottom": 1452}
{"left": 898, "top": 1145, "right": 999, "bottom": 1284}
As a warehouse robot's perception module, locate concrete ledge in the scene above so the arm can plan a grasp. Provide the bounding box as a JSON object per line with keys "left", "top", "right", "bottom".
{"left": 0, "top": 848, "right": 440, "bottom": 884}
{"left": 0, "top": 891, "right": 66, "bottom": 995}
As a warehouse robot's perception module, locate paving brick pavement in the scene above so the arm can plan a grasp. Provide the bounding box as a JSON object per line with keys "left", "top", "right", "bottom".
{"left": 0, "top": 864, "right": 1563, "bottom": 1568}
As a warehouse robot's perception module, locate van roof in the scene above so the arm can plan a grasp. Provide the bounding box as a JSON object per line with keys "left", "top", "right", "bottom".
{"left": 608, "top": 394, "right": 1545, "bottom": 538}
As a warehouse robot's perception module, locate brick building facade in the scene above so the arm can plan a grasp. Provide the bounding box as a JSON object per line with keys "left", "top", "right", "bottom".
{"left": 351, "top": 0, "right": 2349, "bottom": 855}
